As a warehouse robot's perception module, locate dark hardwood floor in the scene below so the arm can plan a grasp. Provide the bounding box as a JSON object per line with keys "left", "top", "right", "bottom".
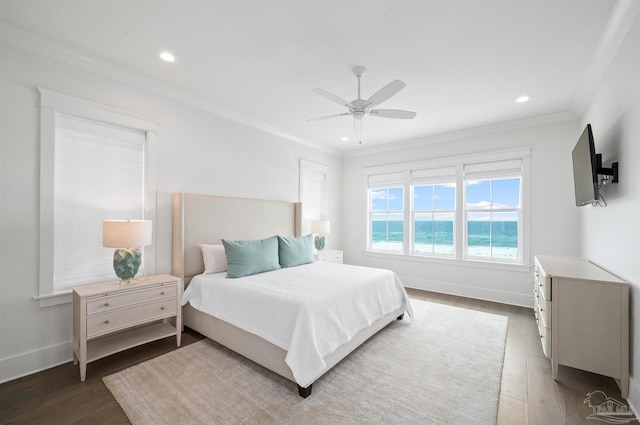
{"left": 0, "top": 289, "right": 634, "bottom": 424}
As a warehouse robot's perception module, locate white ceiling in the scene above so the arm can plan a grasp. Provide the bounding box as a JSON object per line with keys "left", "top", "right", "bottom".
{"left": 0, "top": 0, "right": 628, "bottom": 153}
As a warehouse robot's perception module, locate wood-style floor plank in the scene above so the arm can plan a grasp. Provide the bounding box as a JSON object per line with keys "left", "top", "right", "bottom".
{"left": 1, "top": 289, "right": 636, "bottom": 425}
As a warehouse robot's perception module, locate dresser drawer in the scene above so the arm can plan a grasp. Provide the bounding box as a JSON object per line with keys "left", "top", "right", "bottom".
{"left": 535, "top": 289, "right": 551, "bottom": 327}
{"left": 87, "top": 284, "right": 177, "bottom": 315}
{"left": 534, "top": 261, "right": 551, "bottom": 300}
{"left": 87, "top": 298, "right": 177, "bottom": 338}
{"left": 536, "top": 310, "right": 551, "bottom": 359}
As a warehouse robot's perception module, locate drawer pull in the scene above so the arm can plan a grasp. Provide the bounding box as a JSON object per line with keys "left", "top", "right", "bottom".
{"left": 160, "top": 292, "right": 165, "bottom": 295}
{"left": 104, "top": 303, "right": 110, "bottom": 307}
{"left": 104, "top": 320, "right": 110, "bottom": 324}
{"left": 540, "top": 307, "right": 544, "bottom": 312}
{"left": 160, "top": 307, "right": 165, "bottom": 311}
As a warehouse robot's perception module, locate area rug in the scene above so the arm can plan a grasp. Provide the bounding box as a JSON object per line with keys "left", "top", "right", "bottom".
{"left": 103, "top": 299, "right": 508, "bottom": 424}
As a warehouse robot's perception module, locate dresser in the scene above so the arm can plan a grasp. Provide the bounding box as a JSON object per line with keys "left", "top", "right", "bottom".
{"left": 314, "top": 249, "right": 343, "bottom": 264}
{"left": 534, "top": 256, "right": 628, "bottom": 397}
{"left": 73, "top": 274, "right": 182, "bottom": 381}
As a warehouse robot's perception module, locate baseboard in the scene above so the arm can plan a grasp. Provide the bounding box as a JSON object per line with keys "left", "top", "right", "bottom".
{"left": 401, "top": 275, "right": 533, "bottom": 308}
{"left": 0, "top": 341, "right": 72, "bottom": 384}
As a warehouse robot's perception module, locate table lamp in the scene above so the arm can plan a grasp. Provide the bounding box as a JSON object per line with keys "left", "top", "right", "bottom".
{"left": 310, "top": 220, "right": 330, "bottom": 251}
{"left": 103, "top": 220, "right": 152, "bottom": 283}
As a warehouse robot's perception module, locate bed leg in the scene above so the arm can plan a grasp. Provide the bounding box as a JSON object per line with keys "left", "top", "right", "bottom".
{"left": 397, "top": 313, "right": 404, "bottom": 320}
{"left": 297, "top": 384, "right": 312, "bottom": 398}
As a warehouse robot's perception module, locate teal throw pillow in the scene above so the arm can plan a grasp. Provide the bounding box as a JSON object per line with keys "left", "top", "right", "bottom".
{"left": 278, "top": 234, "right": 315, "bottom": 268}
{"left": 222, "top": 236, "right": 281, "bottom": 278}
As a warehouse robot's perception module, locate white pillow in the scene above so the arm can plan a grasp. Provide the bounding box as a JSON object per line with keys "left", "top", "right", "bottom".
{"left": 200, "top": 244, "right": 228, "bottom": 274}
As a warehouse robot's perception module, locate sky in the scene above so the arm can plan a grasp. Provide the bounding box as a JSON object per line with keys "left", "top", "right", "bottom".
{"left": 371, "top": 177, "right": 521, "bottom": 221}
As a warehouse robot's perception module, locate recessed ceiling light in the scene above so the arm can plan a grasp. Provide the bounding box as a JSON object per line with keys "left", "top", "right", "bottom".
{"left": 341, "top": 136, "right": 349, "bottom": 142}
{"left": 516, "top": 95, "right": 531, "bottom": 103}
{"left": 159, "top": 51, "right": 176, "bottom": 62}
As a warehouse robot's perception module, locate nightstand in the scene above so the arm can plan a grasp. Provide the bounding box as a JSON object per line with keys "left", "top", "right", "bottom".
{"left": 314, "top": 249, "right": 343, "bottom": 264}
{"left": 72, "top": 274, "right": 182, "bottom": 381}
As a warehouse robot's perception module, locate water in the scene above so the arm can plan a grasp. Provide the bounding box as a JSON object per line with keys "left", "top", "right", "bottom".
{"left": 372, "top": 220, "right": 518, "bottom": 248}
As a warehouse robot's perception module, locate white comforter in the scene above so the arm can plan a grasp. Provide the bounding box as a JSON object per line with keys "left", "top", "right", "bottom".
{"left": 181, "top": 261, "right": 413, "bottom": 387}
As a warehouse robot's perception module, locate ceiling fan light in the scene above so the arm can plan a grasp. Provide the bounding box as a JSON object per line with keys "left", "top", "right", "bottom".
{"left": 516, "top": 95, "right": 531, "bottom": 103}
{"left": 353, "top": 111, "right": 365, "bottom": 120}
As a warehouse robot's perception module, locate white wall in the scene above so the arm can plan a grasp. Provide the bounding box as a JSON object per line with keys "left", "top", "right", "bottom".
{"left": 342, "top": 119, "right": 581, "bottom": 307}
{"left": 0, "top": 42, "right": 343, "bottom": 383}
{"left": 578, "top": 15, "right": 640, "bottom": 410}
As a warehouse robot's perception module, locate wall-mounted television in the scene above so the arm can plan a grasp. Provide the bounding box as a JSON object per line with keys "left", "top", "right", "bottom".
{"left": 572, "top": 124, "right": 599, "bottom": 206}
{"left": 571, "top": 123, "right": 619, "bottom": 207}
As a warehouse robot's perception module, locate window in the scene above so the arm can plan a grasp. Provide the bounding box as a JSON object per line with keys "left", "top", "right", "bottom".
{"left": 53, "top": 114, "right": 146, "bottom": 288}
{"left": 299, "top": 160, "right": 328, "bottom": 233}
{"left": 410, "top": 167, "right": 456, "bottom": 256}
{"left": 369, "top": 186, "right": 404, "bottom": 253}
{"left": 37, "top": 88, "right": 158, "bottom": 306}
{"left": 412, "top": 184, "right": 456, "bottom": 256}
{"left": 464, "top": 159, "right": 523, "bottom": 263}
{"left": 365, "top": 149, "right": 529, "bottom": 267}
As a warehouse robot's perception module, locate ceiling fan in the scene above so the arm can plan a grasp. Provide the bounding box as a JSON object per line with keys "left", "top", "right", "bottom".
{"left": 308, "top": 66, "right": 417, "bottom": 124}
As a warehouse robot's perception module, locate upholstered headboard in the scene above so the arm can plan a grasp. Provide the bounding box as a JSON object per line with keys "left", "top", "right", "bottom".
{"left": 172, "top": 193, "right": 302, "bottom": 284}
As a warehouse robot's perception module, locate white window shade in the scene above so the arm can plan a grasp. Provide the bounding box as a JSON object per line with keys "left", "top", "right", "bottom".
{"left": 53, "top": 113, "right": 145, "bottom": 289}
{"left": 464, "top": 159, "right": 523, "bottom": 180}
{"left": 411, "top": 166, "right": 457, "bottom": 185}
{"left": 299, "top": 160, "right": 328, "bottom": 235}
{"left": 368, "top": 172, "right": 405, "bottom": 187}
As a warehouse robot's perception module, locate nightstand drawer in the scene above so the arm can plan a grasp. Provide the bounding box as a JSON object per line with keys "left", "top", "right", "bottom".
{"left": 87, "top": 284, "right": 177, "bottom": 315}
{"left": 315, "top": 250, "right": 343, "bottom": 264}
{"left": 87, "top": 299, "right": 177, "bottom": 338}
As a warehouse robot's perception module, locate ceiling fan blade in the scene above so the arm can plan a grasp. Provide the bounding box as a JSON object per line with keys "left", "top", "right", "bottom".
{"left": 365, "top": 80, "right": 406, "bottom": 108}
{"left": 312, "top": 88, "right": 354, "bottom": 108}
{"left": 369, "top": 109, "right": 417, "bottom": 119}
{"left": 306, "top": 112, "right": 350, "bottom": 122}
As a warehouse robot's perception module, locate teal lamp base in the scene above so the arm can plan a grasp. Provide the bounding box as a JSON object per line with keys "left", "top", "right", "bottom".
{"left": 113, "top": 247, "right": 142, "bottom": 284}
{"left": 314, "top": 235, "right": 326, "bottom": 251}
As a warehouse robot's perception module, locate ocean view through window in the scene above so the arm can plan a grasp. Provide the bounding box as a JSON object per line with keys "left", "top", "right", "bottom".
{"left": 412, "top": 184, "right": 455, "bottom": 255}
{"left": 366, "top": 150, "right": 528, "bottom": 266}
{"left": 465, "top": 177, "right": 520, "bottom": 260}
{"left": 370, "top": 187, "right": 404, "bottom": 252}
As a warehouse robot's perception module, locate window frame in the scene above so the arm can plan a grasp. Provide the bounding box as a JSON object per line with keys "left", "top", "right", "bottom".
{"left": 364, "top": 148, "right": 530, "bottom": 270}
{"left": 368, "top": 185, "right": 406, "bottom": 253}
{"left": 411, "top": 182, "right": 457, "bottom": 257}
{"left": 463, "top": 176, "right": 523, "bottom": 263}
{"left": 299, "top": 159, "right": 329, "bottom": 234}
{"left": 36, "top": 88, "right": 159, "bottom": 307}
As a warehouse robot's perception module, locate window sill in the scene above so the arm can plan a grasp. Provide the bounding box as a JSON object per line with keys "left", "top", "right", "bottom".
{"left": 362, "top": 250, "right": 532, "bottom": 273}
{"left": 33, "top": 290, "right": 72, "bottom": 308}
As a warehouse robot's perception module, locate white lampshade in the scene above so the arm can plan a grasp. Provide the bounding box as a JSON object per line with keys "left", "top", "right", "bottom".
{"left": 103, "top": 220, "right": 152, "bottom": 248}
{"left": 310, "top": 220, "right": 330, "bottom": 234}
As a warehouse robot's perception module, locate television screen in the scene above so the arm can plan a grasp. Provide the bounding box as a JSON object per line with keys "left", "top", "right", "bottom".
{"left": 572, "top": 124, "right": 599, "bottom": 206}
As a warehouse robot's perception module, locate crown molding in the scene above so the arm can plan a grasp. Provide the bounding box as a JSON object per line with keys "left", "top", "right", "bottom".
{"left": 0, "top": 22, "right": 340, "bottom": 156}
{"left": 570, "top": 0, "right": 640, "bottom": 116}
{"left": 343, "top": 110, "right": 577, "bottom": 159}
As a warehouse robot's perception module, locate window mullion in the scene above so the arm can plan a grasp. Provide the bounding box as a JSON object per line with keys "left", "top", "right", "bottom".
{"left": 403, "top": 172, "right": 411, "bottom": 254}
{"left": 456, "top": 164, "right": 465, "bottom": 259}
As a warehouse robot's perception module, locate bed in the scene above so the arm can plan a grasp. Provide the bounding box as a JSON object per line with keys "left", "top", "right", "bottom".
{"left": 172, "top": 193, "right": 413, "bottom": 397}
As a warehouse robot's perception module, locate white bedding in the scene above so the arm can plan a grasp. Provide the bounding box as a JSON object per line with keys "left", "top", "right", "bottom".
{"left": 181, "top": 261, "right": 413, "bottom": 387}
